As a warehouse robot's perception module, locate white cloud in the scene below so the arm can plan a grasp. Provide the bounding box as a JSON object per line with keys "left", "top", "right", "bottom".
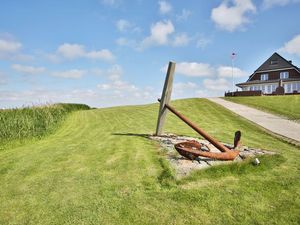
{"left": 176, "top": 9, "right": 192, "bottom": 21}
{"left": 51, "top": 69, "right": 86, "bottom": 79}
{"left": 0, "top": 85, "right": 156, "bottom": 109}
{"left": 55, "top": 43, "right": 115, "bottom": 61}
{"left": 115, "top": 19, "right": 141, "bottom": 34}
{"left": 116, "top": 37, "right": 137, "bottom": 48}
{"left": 1, "top": 63, "right": 157, "bottom": 108}
{"left": 211, "top": 0, "right": 256, "bottom": 32}
{"left": 0, "top": 39, "right": 22, "bottom": 53}
{"left": 94, "top": 65, "right": 157, "bottom": 103}
{"left": 173, "top": 82, "right": 198, "bottom": 99}
{"left": 262, "top": 0, "right": 300, "bottom": 9}
{"left": 90, "top": 68, "right": 103, "bottom": 76}
{"left": 172, "top": 33, "right": 190, "bottom": 47}
{"left": 101, "top": 0, "right": 120, "bottom": 6}
{"left": 11, "top": 64, "right": 46, "bottom": 75}
{"left": 196, "top": 36, "right": 212, "bottom": 48}
{"left": 85, "top": 49, "right": 115, "bottom": 61}
{"left": 107, "top": 64, "right": 123, "bottom": 81}
{"left": 0, "top": 71, "right": 8, "bottom": 85}
{"left": 175, "top": 62, "right": 215, "bottom": 77}
{"left": 0, "top": 89, "right": 99, "bottom": 108}
{"left": 57, "top": 43, "right": 85, "bottom": 59}
{"left": 116, "top": 19, "right": 132, "bottom": 32}
{"left": 279, "top": 34, "right": 300, "bottom": 57}
{"left": 118, "top": 20, "right": 193, "bottom": 50}
{"left": 0, "top": 37, "right": 33, "bottom": 61}
{"left": 141, "top": 20, "right": 175, "bottom": 48}
{"left": 174, "top": 82, "right": 197, "bottom": 90}
{"left": 203, "top": 78, "right": 231, "bottom": 91}
{"left": 158, "top": 1, "right": 172, "bottom": 14}
{"left": 217, "top": 66, "right": 248, "bottom": 78}
{"left": 162, "top": 62, "right": 247, "bottom": 79}
{"left": 108, "top": 78, "right": 138, "bottom": 93}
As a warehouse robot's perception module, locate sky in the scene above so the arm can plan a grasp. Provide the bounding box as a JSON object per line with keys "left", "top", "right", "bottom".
{"left": 0, "top": 0, "right": 300, "bottom": 108}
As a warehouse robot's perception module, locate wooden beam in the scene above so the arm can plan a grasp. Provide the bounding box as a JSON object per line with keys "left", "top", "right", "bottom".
{"left": 155, "top": 61, "right": 176, "bottom": 136}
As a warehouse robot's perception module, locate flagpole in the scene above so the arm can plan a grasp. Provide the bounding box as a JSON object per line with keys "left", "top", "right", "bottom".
{"left": 231, "top": 57, "right": 234, "bottom": 92}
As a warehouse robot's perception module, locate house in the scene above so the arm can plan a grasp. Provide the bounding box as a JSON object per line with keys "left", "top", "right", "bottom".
{"left": 235, "top": 52, "right": 300, "bottom": 95}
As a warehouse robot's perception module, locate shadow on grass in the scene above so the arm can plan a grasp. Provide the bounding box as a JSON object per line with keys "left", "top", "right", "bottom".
{"left": 112, "top": 133, "right": 150, "bottom": 138}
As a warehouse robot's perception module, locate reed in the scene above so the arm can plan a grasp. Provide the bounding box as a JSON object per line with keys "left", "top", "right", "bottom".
{"left": 0, "top": 103, "right": 90, "bottom": 144}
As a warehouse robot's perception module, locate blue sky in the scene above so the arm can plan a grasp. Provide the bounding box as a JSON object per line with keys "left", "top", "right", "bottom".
{"left": 1, "top": 0, "right": 300, "bottom": 108}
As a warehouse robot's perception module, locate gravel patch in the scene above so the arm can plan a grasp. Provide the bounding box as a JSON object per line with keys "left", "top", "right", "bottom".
{"left": 149, "top": 133, "right": 276, "bottom": 177}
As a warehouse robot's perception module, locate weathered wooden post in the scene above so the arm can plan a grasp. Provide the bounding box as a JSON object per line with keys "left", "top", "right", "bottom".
{"left": 155, "top": 61, "right": 176, "bottom": 136}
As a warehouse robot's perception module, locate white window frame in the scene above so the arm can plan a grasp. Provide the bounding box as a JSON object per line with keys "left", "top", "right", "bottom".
{"left": 261, "top": 73, "right": 269, "bottom": 81}
{"left": 284, "top": 83, "right": 292, "bottom": 93}
{"left": 280, "top": 71, "right": 289, "bottom": 79}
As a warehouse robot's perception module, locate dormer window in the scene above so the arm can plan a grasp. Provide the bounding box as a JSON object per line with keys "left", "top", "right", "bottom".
{"left": 261, "top": 73, "right": 268, "bottom": 81}
{"left": 270, "top": 60, "right": 278, "bottom": 65}
{"left": 280, "top": 71, "right": 289, "bottom": 79}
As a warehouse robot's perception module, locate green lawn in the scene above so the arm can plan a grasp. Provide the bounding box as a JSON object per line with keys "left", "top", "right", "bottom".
{"left": 224, "top": 95, "right": 300, "bottom": 121}
{"left": 0, "top": 98, "right": 299, "bottom": 224}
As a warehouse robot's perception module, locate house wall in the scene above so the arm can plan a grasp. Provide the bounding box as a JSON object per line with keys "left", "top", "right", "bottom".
{"left": 240, "top": 81, "right": 300, "bottom": 94}
{"left": 249, "top": 69, "right": 300, "bottom": 81}
{"left": 241, "top": 83, "right": 278, "bottom": 94}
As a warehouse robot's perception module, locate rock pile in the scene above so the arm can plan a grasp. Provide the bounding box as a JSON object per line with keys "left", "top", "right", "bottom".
{"left": 149, "top": 134, "right": 275, "bottom": 177}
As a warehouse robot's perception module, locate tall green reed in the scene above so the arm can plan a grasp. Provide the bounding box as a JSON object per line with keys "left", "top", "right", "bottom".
{"left": 0, "top": 103, "right": 90, "bottom": 145}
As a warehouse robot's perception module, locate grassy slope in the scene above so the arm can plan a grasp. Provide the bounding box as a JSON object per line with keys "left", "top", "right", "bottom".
{"left": 0, "top": 98, "right": 299, "bottom": 224}
{"left": 0, "top": 103, "right": 90, "bottom": 148}
{"left": 224, "top": 95, "right": 300, "bottom": 121}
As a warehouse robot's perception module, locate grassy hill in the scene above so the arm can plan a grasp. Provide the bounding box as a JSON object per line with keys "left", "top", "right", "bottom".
{"left": 0, "top": 99, "right": 299, "bottom": 224}
{"left": 224, "top": 95, "right": 300, "bottom": 121}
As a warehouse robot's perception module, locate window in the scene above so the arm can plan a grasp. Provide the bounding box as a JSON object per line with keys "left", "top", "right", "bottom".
{"left": 271, "top": 84, "right": 277, "bottom": 93}
{"left": 284, "top": 83, "right": 292, "bottom": 93}
{"left": 270, "top": 60, "right": 278, "bottom": 65}
{"left": 292, "top": 83, "right": 297, "bottom": 92}
{"left": 280, "top": 71, "right": 289, "bottom": 79}
{"left": 261, "top": 73, "right": 268, "bottom": 81}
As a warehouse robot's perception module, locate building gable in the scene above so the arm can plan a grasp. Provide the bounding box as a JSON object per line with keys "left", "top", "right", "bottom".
{"left": 247, "top": 52, "right": 300, "bottom": 82}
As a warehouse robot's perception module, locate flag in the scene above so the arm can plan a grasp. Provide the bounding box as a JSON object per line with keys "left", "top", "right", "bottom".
{"left": 231, "top": 52, "right": 237, "bottom": 59}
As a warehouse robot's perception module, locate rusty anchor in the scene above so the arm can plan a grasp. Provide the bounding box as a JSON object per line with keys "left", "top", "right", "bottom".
{"left": 156, "top": 62, "right": 240, "bottom": 161}
{"left": 158, "top": 99, "right": 240, "bottom": 161}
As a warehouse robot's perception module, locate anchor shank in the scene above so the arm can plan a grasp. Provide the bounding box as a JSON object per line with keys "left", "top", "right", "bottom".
{"left": 159, "top": 99, "right": 231, "bottom": 153}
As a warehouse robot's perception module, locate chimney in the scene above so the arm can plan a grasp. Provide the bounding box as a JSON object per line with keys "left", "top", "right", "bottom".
{"left": 288, "top": 60, "right": 292, "bottom": 64}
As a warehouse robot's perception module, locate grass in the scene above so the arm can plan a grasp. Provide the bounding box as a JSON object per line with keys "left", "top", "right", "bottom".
{"left": 0, "top": 98, "right": 299, "bottom": 224}
{"left": 0, "top": 103, "right": 90, "bottom": 148}
{"left": 224, "top": 95, "right": 300, "bottom": 121}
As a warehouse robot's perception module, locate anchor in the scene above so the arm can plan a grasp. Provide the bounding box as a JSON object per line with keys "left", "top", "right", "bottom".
{"left": 156, "top": 62, "right": 240, "bottom": 161}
